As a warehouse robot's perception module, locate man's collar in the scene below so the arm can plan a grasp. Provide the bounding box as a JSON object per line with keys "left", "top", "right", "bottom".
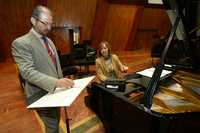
{"left": 30, "top": 28, "right": 42, "bottom": 39}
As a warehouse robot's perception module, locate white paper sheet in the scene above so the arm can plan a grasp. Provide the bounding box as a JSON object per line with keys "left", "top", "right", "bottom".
{"left": 148, "top": 0, "right": 163, "bottom": 4}
{"left": 27, "top": 76, "right": 95, "bottom": 108}
{"left": 136, "top": 67, "right": 172, "bottom": 78}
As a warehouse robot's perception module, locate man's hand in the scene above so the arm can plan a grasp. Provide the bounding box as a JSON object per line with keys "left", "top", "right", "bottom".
{"left": 56, "top": 78, "right": 74, "bottom": 88}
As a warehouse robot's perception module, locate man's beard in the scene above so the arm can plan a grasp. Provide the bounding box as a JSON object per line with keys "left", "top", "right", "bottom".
{"left": 42, "top": 29, "right": 50, "bottom": 35}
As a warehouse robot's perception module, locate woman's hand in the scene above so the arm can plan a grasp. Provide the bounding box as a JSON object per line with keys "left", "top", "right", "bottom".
{"left": 122, "top": 66, "right": 128, "bottom": 73}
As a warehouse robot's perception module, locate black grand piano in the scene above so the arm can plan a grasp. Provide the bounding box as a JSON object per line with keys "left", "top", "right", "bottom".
{"left": 87, "top": 0, "right": 200, "bottom": 133}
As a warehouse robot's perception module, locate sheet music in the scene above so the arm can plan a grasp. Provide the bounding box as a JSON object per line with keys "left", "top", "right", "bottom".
{"left": 136, "top": 67, "right": 172, "bottom": 78}
{"left": 27, "top": 76, "right": 95, "bottom": 108}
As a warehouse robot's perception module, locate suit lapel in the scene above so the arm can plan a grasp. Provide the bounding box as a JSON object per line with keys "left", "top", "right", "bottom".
{"left": 28, "top": 31, "right": 58, "bottom": 75}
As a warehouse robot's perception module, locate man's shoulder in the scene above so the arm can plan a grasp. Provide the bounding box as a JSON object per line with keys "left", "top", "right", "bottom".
{"left": 12, "top": 32, "right": 34, "bottom": 48}
{"left": 13, "top": 32, "right": 31, "bottom": 43}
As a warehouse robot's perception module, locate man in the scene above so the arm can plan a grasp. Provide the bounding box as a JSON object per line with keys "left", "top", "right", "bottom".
{"left": 12, "top": 5, "right": 74, "bottom": 133}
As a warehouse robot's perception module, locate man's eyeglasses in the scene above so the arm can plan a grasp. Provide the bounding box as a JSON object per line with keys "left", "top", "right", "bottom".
{"left": 34, "top": 16, "right": 53, "bottom": 26}
{"left": 38, "top": 19, "right": 53, "bottom": 26}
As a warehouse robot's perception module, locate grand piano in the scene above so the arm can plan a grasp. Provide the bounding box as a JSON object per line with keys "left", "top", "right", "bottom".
{"left": 87, "top": 0, "right": 200, "bottom": 133}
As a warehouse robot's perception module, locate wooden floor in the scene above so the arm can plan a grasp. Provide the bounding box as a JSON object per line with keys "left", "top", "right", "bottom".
{"left": 0, "top": 50, "right": 156, "bottom": 133}
{"left": 0, "top": 61, "right": 43, "bottom": 133}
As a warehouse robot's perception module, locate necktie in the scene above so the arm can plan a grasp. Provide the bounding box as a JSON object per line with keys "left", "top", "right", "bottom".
{"left": 42, "top": 36, "right": 56, "bottom": 66}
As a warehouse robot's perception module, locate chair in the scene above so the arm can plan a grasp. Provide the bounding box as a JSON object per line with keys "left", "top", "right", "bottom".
{"left": 57, "top": 50, "right": 78, "bottom": 77}
{"left": 15, "top": 64, "right": 25, "bottom": 92}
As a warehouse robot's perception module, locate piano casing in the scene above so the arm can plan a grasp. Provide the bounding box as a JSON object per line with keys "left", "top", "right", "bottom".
{"left": 89, "top": 70, "right": 200, "bottom": 133}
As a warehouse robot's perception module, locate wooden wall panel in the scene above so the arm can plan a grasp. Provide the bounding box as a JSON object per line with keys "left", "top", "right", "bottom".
{"left": 91, "top": 0, "right": 109, "bottom": 49}
{"left": 139, "top": 8, "right": 171, "bottom": 35}
{"left": 134, "top": 8, "right": 171, "bottom": 52}
{"left": 0, "top": 44, "right": 4, "bottom": 62}
{"left": 125, "top": 6, "right": 143, "bottom": 50}
{"left": 91, "top": 1, "right": 170, "bottom": 52}
{"left": 47, "top": 0, "right": 98, "bottom": 54}
{"left": 0, "top": 0, "right": 37, "bottom": 60}
{"left": 102, "top": 4, "right": 139, "bottom": 51}
{"left": 134, "top": 30, "right": 158, "bottom": 51}
{"left": 108, "top": 0, "right": 145, "bottom": 5}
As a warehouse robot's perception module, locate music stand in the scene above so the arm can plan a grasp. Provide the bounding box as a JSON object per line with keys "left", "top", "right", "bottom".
{"left": 27, "top": 76, "right": 95, "bottom": 133}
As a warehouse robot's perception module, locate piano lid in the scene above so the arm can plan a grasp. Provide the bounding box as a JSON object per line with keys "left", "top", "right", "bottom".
{"left": 140, "top": 0, "right": 199, "bottom": 108}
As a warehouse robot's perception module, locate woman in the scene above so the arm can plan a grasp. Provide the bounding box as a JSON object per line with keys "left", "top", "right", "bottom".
{"left": 95, "top": 41, "right": 128, "bottom": 82}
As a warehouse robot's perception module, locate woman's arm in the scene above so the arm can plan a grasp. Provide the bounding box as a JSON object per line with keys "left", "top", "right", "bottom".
{"left": 113, "top": 54, "right": 128, "bottom": 73}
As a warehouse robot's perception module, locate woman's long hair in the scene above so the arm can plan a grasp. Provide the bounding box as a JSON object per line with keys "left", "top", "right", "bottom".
{"left": 97, "top": 41, "right": 112, "bottom": 57}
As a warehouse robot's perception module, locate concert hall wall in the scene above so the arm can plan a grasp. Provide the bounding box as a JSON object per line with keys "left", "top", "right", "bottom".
{"left": 0, "top": 0, "right": 170, "bottom": 60}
